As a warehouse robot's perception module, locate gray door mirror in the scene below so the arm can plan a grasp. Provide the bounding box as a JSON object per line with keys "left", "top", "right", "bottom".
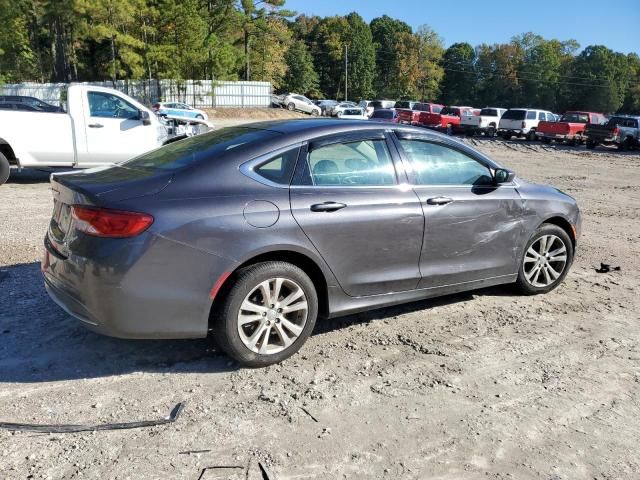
{"left": 494, "top": 168, "right": 515, "bottom": 184}
{"left": 139, "top": 110, "right": 152, "bottom": 126}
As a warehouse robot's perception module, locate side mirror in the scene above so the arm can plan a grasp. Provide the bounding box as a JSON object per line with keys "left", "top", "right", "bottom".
{"left": 494, "top": 168, "right": 516, "bottom": 184}
{"left": 139, "top": 110, "right": 151, "bottom": 126}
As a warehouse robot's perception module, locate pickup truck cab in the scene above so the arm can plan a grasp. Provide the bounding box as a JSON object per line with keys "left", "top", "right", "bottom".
{"left": 537, "top": 111, "right": 606, "bottom": 146}
{"left": 0, "top": 85, "right": 168, "bottom": 185}
{"left": 585, "top": 115, "right": 640, "bottom": 150}
{"left": 396, "top": 102, "right": 443, "bottom": 126}
{"left": 462, "top": 107, "right": 507, "bottom": 137}
{"left": 420, "top": 106, "right": 478, "bottom": 135}
{"left": 498, "top": 108, "right": 555, "bottom": 141}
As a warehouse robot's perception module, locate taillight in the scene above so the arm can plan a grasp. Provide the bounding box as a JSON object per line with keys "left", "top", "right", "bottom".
{"left": 72, "top": 206, "right": 154, "bottom": 238}
{"left": 522, "top": 121, "right": 526, "bottom": 128}
{"left": 612, "top": 127, "right": 619, "bottom": 135}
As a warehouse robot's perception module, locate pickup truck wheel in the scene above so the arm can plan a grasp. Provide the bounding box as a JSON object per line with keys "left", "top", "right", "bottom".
{"left": 617, "top": 138, "right": 630, "bottom": 151}
{"left": 502, "top": 132, "right": 512, "bottom": 140}
{"left": 446, "top": 124, "right": 453, "bottom": 136}
{"left": 0, "top": 152, "right": 10, "bottom": 185}
{"left": 287, "top": 103, "right": 296, "bottom": 111}
{"left": 526, "top": 130, "right": 536, "bottom": 141}
{"left": 486, "top": 126, "right": 496, "bottom": 137}
{"left": 542, "top": 137, "right": 551, "bottom": 144}
{"left": 586, "top": 139, "right": 596, "bottom": 149}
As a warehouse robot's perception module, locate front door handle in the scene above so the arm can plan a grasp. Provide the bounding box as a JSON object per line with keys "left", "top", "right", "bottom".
{"left": 310, "top": 202, "right": 347, "bottom": 212}
{"left": 88, "top": 123, "right": 104, "bottom": 128}
{"left": 426, "top": 196, "right": 453, "bottom": 206}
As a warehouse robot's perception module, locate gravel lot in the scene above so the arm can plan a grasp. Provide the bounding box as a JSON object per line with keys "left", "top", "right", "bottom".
{"left": 1, "top": 130, "right": 639, "bottom": 479}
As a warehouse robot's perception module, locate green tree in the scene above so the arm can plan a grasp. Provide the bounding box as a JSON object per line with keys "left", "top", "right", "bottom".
{"left": 440, "top": 42, "right": 477, "bottom": 105}
{"left": 282, "top": 39, "right": 319, "bottom": 95}
{"left": 370, "top": 15, "right": 412, "bottom": 98}
{"left": 344, "top": 12, "right": 375, "bottom": 99}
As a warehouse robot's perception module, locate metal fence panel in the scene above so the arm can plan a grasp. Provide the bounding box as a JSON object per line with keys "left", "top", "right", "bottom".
{"left": 0, "top": 80, "right": 272, "bottom": 108}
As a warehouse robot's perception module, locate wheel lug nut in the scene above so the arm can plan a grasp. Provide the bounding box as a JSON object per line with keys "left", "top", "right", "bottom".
{"left": 277, "top": 308, "right": 282, "bottom": 313}
{"left": 270, "top": 304, "right": 274, "bottom": 308}
{"left": 262, "top": 312, "right": 266, "bottom": 316}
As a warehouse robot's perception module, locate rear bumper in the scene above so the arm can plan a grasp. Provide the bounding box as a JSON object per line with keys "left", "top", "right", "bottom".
{"left": 42, "top": 232, "right": 234, "bottom": 339}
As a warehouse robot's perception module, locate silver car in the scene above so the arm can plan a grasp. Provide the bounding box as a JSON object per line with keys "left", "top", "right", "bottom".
{"left": 43, "top": 120, "right": 581, "bottom": 367}
{"left": 283, "top": 94, "right": 321, "bottom": 116}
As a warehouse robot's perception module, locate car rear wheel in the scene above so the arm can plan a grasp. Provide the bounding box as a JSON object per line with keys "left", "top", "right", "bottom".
{"left": 446, "top": 124, "right": 453, "bottom": 136}
{"left": 212, "top": 261, "right": 318, "bottom": 367}
{"left": 515, "top": 224, "right": 573, "bottom": 295}
{"left": 586, "top": 139, "right": 597, "bottom": 149}
{"left": 0, "top": 152, "right": 10, "bottom": 185}
{"left": 486, "top": 125, "right": 496, "bottom": 137}
{"left": 311, "top": 109, "right": 319, "bottom": 117}
{"left": 526, "top": 129, "right": 536, "bottom": 141}
{"left": 501, "top": 132, "right": 512, "bottom": 140}
{"left": 287, "top": 102, "right": 296, "bottom": 111}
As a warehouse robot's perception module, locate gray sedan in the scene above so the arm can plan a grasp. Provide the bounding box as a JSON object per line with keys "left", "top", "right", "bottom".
{"left": 43, "top": 120, "right": 581, "bottom": 367}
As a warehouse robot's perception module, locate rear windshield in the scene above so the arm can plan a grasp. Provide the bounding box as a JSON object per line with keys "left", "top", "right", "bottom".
{"left": 395, "top": 101, "right": 414, "bottom": 109}
{"left": 121, "top": 127, "right": 280, "bottom": 171}
{"left": 440, "top": 107, "right": 460, "bottom": 116}
{"left": 343, "top": 109, "right": 363, "bottom": 115}
{"left": 371, "top": 110, "right": 395, "bottom": 119}
{"left": 502, "top": 109, "right": 526, "bottom": 120}
{"left": 560, "top": 112, "right": 589, "bottom": 123}
{"left": 480, "top": 108, "right": 498, "bottom": 116}
{"left": 606, "top": 117, "right": 637, "bottom": 127}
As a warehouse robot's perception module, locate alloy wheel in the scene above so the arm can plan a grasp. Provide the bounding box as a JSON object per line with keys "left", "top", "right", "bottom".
{"left": 237, "top": 277, "right": 308, "bottom": 355}
{"left": 523, "top": 234, "right": 568, "bottom": 288}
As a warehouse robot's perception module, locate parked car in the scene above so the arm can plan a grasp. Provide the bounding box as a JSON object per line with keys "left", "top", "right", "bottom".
{"left": 316, "top": 100, "right": 338, "bottom": 116}
{"left": 0, "top": 85, "right": 168, "bottom": 185}
{"left": 43, "top": 119, "right": 580, "bottom": 367}
{"left": 498, "top": 108, "right": 555, "bottom": 141}
{"left": 537, "top": 111, "right": 606, "bottom": 146}
{"left": 420, "top": 106, "right": 478, "bottom": 135}
{"left": 282, "top": 93, "right": 321, "bottom": 116}
{"left": 584, "top": 115, "right": 640, "bottom": 150}
{"left": 397, "top": 102, "right": 444, "bottom": 126}
{"left": 357, "top": 100, "right": 375, "bottom": 117}
{"left": 330, "top": 102, "right": 358, "bottom": 117}
{"left": 369, "top": 109, "right": 399, "bottom": 123}
{"left": 0, "top": 95, "right": 62, "bottom": 112}
{"left": 462, "top": 107, "right": 507, "bottom": 137}
{"left": 0, "top": 101, "right": 44, "bottom": 112}
{"left": 370, "top": 100, "right": 396, "bottom": 110}
{"left": 153, "top": 102, "right": 208, "bottom": 121}
{"left": 336, "top": 108, "right": 368, "bottom": 120}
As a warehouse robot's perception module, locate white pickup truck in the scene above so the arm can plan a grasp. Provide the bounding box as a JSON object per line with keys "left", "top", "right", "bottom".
{"left": 0, "top": 85, "right": 170, "bottom": 185}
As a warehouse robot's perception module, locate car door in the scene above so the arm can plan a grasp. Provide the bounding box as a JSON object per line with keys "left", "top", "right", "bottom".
{"left": 78, "top": 90, "right": 153, "bottom": 166}
{"left": 289, "top": 131, "right": 424, "bottom": 297}
{"left": 393, "top": 132, "right": 525, "bottom": 288}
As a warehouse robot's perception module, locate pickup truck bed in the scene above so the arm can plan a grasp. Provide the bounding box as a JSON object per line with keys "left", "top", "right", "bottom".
{"left": 585, "top": 116, "right": 640, "bottom": 150}
{"left": 538, "top": 112, "right": 605, "bottom": 146}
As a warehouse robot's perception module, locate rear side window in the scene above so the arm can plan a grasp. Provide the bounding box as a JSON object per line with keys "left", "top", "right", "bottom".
{"left": 432, "top": 105, "right": 442, "bottom": 113}
{"left": 122, "top": 127, "right": 281, "bottom": 172}
{"left": 527, "top": 111, "right": 537, "bottom": 120}
{"left": 254, "top": 148, "right": 299, "bottom": 185}
{"left": 307, "top": 139, "right": 396, "bottom": 186}
{"left": 399, "top": 140, "right": 493, "bottom": 186}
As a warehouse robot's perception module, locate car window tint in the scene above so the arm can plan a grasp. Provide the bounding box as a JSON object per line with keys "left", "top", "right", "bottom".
{"left": 254, "top": 148, "right": 299, "bottom": 184}
{"left": 88, "top": 91, "right": 139, "bottom": 119}
{"left": 399, "top": 140, "right": 493, "bottom": 186}
{"left": 308, "top": 139, "right": 396, "bottom": 186}
{"left": 526, "top": 111, "right": 537, "bottom": 120}
{"left": 538, "top": 112, "right": 546, "bottom": 120}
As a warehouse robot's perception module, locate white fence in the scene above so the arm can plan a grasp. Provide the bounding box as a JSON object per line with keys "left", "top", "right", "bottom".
{"left": 0, "top": 80, "right": 273, "bottom": 108}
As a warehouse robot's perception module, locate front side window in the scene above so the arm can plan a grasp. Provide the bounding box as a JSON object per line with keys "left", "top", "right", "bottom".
{"left": 399, "top": 140, "right": 493, "bottom": 186}
{"left": 307, "top": 139, "right": 396, "bottom": 186}
{"left": 88, "top": 91, "right": 139, "bottom": 119}
{"left": 538, "top": 112, "right": 546, "bottom": 120}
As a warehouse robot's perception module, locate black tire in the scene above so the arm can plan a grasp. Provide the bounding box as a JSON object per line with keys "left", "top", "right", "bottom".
{"left": 617, "top": 138, "right": 631, "bottom": 151}
{"left": 542, "top": 137, "right": 551, "bottom": 144}
{"left": 287, "top": 102, "right": 296, "bottom": 111}
{"left": 526, "top": 129, "right": 537, "bottom": 141}
{"left": 515, "top": 224, "right": 574, "bottom": 295}
{"left": 211, "top": 261, "right": 318, "bottom": 367}
{"left": 486, "top": 125, "right": 496, "bottom": 137}
{"left": 446, "top": 124, "right": 453, "bottom": 136}
{"left": 586, "top": 139, "right": 596, "bottom": 150}
{"left": 502, "top": 132, "right": 512, "bottom": 140}
{"left": 0, "top": 152, "right": 10, "bottom": 185}
{"left": 311, "top": 109, "right": 319, "bottom": 117}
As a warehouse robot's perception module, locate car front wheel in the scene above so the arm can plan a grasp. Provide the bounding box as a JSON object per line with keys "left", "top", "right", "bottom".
{"left": 516, "top": 224, "right": 573, "bottom": 295}
{"left": 212, "top": 261, "right": 318, "bottom": 367}
{"left": 287, "top": 103, "right": 296, "bottom": 111}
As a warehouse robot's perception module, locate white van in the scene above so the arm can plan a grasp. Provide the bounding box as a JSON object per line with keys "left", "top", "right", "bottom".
{"left": 498, "top": 108, "right": 555, "bottom": 141}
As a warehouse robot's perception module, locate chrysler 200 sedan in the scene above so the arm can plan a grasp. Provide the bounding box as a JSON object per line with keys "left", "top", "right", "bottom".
{"left": 43, "top": 120, "right": 581, "bottom": 367}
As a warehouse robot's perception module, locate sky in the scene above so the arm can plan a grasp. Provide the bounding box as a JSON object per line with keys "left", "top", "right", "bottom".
{"left": 283, "top": 0, "right": 640, "bottom": 55}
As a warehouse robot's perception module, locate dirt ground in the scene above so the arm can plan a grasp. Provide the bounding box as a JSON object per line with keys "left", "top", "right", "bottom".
{"left": 1, "top": 129, "right": 639, "bottom": 479}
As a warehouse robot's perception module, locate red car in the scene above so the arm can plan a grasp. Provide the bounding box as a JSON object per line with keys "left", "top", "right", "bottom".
{"left": 419, "top": 106, "right": 478, "bottom": 135}
{"left": 537, "top": 111, "right": 607, "bottom": 146}
{"left": 396, "top": 102, "right": 444, "bottom": 126}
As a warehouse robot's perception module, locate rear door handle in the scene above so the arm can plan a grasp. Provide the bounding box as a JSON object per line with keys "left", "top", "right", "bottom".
{"left": 310, "top": 202, "right": 347, "bottom": 212}
{"left": 426, "top": 196, "right": 453, "bottom": 206}
{"left": 88, "top": 123, "right": 104, "bottom": 128}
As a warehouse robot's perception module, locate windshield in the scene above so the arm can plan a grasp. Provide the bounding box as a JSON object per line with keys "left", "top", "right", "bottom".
{"left": 561, "top": 112, "right": 589, "bottom": 123}
{"left": 440, "top": 107, "right": 460, "bottom": 116}
{"left": 395, "top": 101, "right": 413, "bottom": 109}
{"left": 502, "top": 109, "right": 526, "bottom": 120}
{"left": 121, "top": 127, "right": 280, "bottom": 171}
